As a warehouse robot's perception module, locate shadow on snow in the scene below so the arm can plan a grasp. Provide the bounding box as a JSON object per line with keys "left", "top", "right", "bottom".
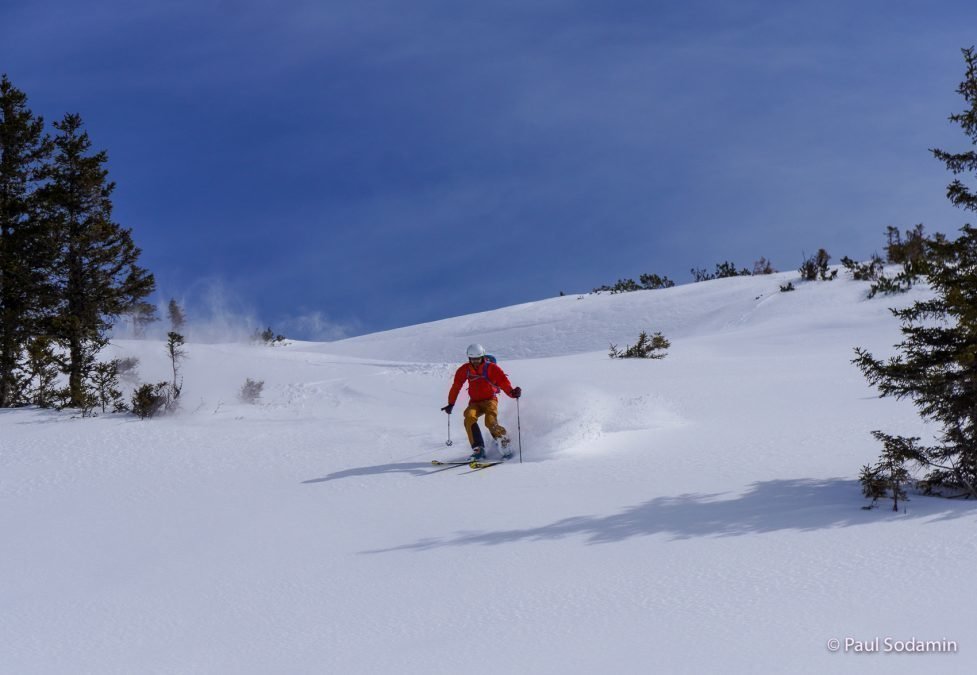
{"left": 302, "top": 461, "right": 443, "bottom": 482}
{"left": 361, "top": 478, "right": 977, "bottom": 552}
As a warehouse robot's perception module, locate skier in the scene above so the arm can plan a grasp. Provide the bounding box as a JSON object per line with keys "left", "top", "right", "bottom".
{"left": 441, "top": 343, "right": 521, "bottom": 461}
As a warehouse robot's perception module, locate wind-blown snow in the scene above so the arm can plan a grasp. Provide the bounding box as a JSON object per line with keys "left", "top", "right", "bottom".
{"left": 2, "top": 270, "right": 973, "bottom": 674}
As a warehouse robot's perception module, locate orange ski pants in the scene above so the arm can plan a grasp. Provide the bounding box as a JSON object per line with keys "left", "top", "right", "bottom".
{"left": 464, "top": 399, "right": 508, "bottom": 447}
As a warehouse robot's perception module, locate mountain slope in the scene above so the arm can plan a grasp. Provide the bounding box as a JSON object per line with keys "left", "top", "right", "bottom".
{"left": 2, "top": 272, "right": 973, "bottom": 675}
{"left": 314, "top": 270, "right": 912, "bottom": 362}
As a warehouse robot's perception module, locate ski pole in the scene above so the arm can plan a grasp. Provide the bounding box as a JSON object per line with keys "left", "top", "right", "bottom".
{"left": 517, "top": 397, "right": 523, "bottom": 463}
{"left": 446, "top": 413, "right": 453, "bottom": 446}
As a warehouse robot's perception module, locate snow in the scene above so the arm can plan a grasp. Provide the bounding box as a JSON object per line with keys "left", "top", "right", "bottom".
{"left": 2, "top": 270, "right": 975, "bottom": 674}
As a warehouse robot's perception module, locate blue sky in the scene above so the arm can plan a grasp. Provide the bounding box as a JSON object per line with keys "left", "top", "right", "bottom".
{"left": 3, "top": 0, "right": 976, "bottom": 339}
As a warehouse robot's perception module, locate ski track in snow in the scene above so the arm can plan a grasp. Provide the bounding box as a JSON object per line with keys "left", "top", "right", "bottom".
{"left": 2, "top": 270, "right": 975, "bottom": 674}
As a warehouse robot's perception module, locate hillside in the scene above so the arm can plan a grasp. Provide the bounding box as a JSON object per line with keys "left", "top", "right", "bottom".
{"left": 2, "top": 271, "right": 974, "bottom": 675}
{"left": 315, "top": 270, "right": 903, "bottom": 362}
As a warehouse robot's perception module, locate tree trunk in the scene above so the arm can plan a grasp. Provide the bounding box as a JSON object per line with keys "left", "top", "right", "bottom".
{"left": 68, "top": 336, "right": 83, "bottom": 408}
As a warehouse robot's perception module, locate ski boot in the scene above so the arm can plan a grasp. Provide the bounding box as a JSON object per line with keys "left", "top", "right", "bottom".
{"left": 499, "top": 436, "right": 513, "bottom": 460}
{"left": 469, "top": 446, "right": 485, "bottom": 467}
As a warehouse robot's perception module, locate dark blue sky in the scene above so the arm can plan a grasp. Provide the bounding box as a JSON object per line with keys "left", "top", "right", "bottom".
{"left": 3, "top": 0, "right": 976, "bottom": 339}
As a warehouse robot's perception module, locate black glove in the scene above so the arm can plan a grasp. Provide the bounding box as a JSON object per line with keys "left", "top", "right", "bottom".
{"left": 441, "top": 404, "right": 454, "bottom": 414}
{"left": 511, "top": 387, "right": 522, "bottom": 399}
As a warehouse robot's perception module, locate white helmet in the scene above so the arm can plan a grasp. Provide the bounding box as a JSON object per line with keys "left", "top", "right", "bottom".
{"left": 466, "top": 343, "right": 486, "bottom": 359}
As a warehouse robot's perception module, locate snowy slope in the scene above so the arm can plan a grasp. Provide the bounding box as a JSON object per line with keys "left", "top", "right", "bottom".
{"left": 313, "top": 270, "right": 902, "bottom": 362}
{"left": 2, "top": 271, "right": 975, "bottom": 675}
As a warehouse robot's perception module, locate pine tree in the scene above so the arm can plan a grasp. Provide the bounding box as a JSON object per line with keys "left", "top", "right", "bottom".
{"left": 128, "top": 301, "right": 158, "bottom": 338}
{"left": 932, "top": 47, "right": 977, "bottom": 212}
{"left": 239, "top": 377, "right": 264, "bottom": 404}
{"left": 167, "top": 299, "right": 186, "bottom": 332}
{"left": 639, "top": 273, "right": 676, "bottom": 289}
{"left": 799, "top": 249, "right": 836, "bottom": 281}
{"left": 752, "top": 257, "right": 776, "bottom": 275}
{"left": 854, "top": 48, "right": 977, "bottom": 499}
{"left": 859, "top": 432, "right": 912, "bottom": 511}
{"left": 840, "top": 254, "right": 884, "bottom": 281}
{"left": 40, "top": 113, "right": 155, "bottom": 408}
{"left": 0, "top": 75, "right": 54, "bottom": 407}
{"left": 885, "top": 224, "right": 930, "bottom": 266}
{"left": 713, "top": 261, "right": 750, "bottom": 278}
{"left": 609, "top": 331, "right": 670, "bottom": 359}
{"left": 23, "top": 335, "right": 58, "bottom": 408}
{"left": 855, "top": 227, "right": 977, "bottom": 498}
{"left": 90, "top": 359, "right": 126, "bottom": 413}
{"left": 165, "top": 331, "right": 185, "bottom": 410}
{"left": 130, "top": 382, "right": 169, "bottom": 419}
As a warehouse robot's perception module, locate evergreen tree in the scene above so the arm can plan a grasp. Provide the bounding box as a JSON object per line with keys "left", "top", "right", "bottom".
{"left": 167, "top": 299, "right": 186, "bottom": 332}
{"left": 799, "top": 249, "right": 836, "bottom": 281}
{"left": 932, "top": 47, "right": 977, "bottom": 212}
{"left": 40, "top": 113, "right": 155, "bottom": 408}
{"left": 23, "top": 335, "right": 58, "bottom": 408}
{"left": 128, "top": 301, "right": 158, "bottom": 338}
{"left": 713, "top": 261, "right": 750, "bottom": 278}
{"left": 859, "top": 432, "right": 912, "bottom": 511}
{"left": 885, "top": 224, "right": 930, "bottom": 266}
{"left": 639, "top": 273, "right": 676, "bottom": 290}
{"left": 239, "top": 377, "right": 264, "bottom": 404}
{"left": 165, "top": 331, "right": 185, "bottom": 410}
{"left": 90, "top": 359, "right": 126, "bottom": 413}
{"left": 855, "top": 226, "right": 977, "bottom": 498}
{"left": 752, "top": 257, "right": 776, "bottom": 275}
{"left": 840, "top": 254, "right": 884, "bottom": 281}
{"left": 0, "top": 75, "right": 54, "bottom": 406}
{"left": 854, "top": 48, "right": 977, "bottom": 499}
{"left": 166, "top": 331, "right": 185, "bottom": 383}
{"left": 609, "top": 331, "right": 670, "bottom": 359}
{"left": 130, "top": 382, "right": 169, "bottom": 419}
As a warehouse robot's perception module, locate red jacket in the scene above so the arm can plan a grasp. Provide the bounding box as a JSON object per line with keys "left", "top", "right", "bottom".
{"left": 448, "top": 361, "right": 515, "bottom": 404}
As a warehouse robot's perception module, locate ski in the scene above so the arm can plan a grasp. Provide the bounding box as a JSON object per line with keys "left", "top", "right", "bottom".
{"left": 464, "top": 460, "right": 504, "bottom": 472}
{"left": 430, "top": 458, "right": 508, "bottom": 473}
